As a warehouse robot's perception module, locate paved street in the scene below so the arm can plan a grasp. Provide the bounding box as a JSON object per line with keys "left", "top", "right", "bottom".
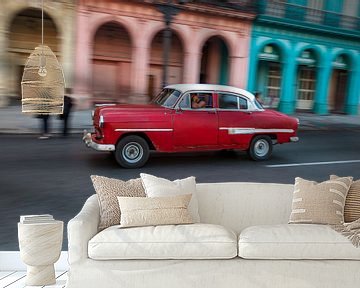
{"left": 1, "top": 128, "right": 360, "bottom": 250}
{"left": 1, "top": 104, "right": 360, "bottom": 134}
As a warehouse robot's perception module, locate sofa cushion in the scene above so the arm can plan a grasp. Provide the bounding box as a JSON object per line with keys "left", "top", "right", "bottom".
{"left": 90, "top": 175, "right": 146, "bottom": 230}
{"left": 88, "top": 223, "right": 237, "bottom": 260}
{"left": 118, "top": 194, "right": 193, "bottom": 228}
{"left": 330, "top": 175, "right": 360, "bottom": 223}
{"left": 238, "top": 224, "right": 360, "bottom": 260}
{"left": 140, "top": 173, "right": 200, "bottom": 222}
{"left": 289, "top": 177, "right": 352, "bottom": 225}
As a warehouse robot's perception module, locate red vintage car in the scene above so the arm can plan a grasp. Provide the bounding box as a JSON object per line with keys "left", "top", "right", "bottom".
{"left": 83, "top": 84, "right": 299, "bottom": 168}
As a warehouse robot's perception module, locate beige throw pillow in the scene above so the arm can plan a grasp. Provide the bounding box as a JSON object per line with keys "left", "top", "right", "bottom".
{"left": 289, "top": 177, "right": 353, "bottom": 225}
{"left": 330, "top": 175, "right": 360, "bottom": 223}
{"left": 118, "top": 194, "right": 194, "bottom": 228}
{"left": 91, "top": 175, "right": 146, "bottom": 230}
{"left": 140, "top": 173, "right": 200, "bottom": 222}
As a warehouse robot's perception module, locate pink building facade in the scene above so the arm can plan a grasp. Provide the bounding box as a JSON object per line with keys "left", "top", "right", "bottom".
{"left": 74, "top": 0, "right": 254, "bottom": 107}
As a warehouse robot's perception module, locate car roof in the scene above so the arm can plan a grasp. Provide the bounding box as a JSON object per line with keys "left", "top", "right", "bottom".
{"left": 165, "top": 84, "right": 256, "bottom": 101}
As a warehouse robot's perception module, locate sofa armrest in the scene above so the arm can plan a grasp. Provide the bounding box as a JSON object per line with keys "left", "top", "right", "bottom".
{"left": 67, "top": 194, "right": 100, "bottom": 264}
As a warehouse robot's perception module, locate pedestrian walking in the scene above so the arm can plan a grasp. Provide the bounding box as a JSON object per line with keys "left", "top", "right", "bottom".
{"left": 36, "top": 114, "right": 50, "bottom": 139}
{"left": 60, "top": 88, "right": 74, "bottom": 136}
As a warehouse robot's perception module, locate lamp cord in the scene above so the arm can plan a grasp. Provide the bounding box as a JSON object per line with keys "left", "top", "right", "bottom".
{"left": 41, "top": 0, "right": 44, "bottom": 46}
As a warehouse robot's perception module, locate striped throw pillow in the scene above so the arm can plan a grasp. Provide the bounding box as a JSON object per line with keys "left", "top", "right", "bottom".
{"left": 330, "top": 175, "right": 360, "bottom": 223}
{"left": 289, "top": 177, "right": 353, "bottom": 225}
{"left": 118, "top": 194, "right": 193, "bottom": 228}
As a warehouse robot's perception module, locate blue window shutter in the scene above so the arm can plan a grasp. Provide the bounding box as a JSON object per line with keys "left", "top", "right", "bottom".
{"left": 285, "top": 0, "right": 308, "bottom": 21}
{"left": 323, "top": 0, "right": 343, "bottom": 26}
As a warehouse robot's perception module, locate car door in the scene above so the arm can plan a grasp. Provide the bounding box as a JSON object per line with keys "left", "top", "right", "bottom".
{"left": 172, "top": 92, "right": 218, "bottom": 149}
{"left": 217, "top": 92, "right": 259, "bottom": 149}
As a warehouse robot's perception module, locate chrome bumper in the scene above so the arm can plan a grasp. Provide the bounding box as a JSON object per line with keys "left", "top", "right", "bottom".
{"left": 290, "top": 136, "right": 299, "bottom": 142}
{"left": 82, "top": 130, "right": 115, "bottom": 152}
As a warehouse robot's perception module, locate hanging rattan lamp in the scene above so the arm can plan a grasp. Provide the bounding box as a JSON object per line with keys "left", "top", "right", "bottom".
{"left": 21, "top": 45, "right": 65, "bottom": 114}
{"left": 21, "top": 0, "right": 65, "bottom": 115}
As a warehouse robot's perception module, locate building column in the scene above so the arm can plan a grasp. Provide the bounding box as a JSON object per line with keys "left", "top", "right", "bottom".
{"left": 60, "top": 6, "right": 76, "bottom": 89}
{"left": 181, "top": 25, "right": 200, "bottom": 84}
{"left": 183, "top": 50, "right": 201, "bottom": 83}
{"left": 278, "top": 57, "right": 297, "bottom": 114}
{"left": 129, "top": 20, "right": 153, "bottom": 104}
{"left": 313, "top": 64, "right": 332, "bottom": 115}
{"left": 131, "top": 44, "right": 150, "bottom": 103}
{"left": 0, "top": 25, "right": 9, "bottom": 107}
{"left": 73, "top": 10, "right": 92, "bottom": 108}
{"left": 229, "top": 56, "right": 248, "bottom": 88}
{"left": 344, "top": 68, "right": 360, "bottom": 115}
{"left": 229, "top": 32, "right": 249, "bottom": 88}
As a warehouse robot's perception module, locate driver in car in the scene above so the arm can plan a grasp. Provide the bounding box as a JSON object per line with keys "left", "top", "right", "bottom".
{"left": 191, "top": 94, "right": 206, "bottom": 109}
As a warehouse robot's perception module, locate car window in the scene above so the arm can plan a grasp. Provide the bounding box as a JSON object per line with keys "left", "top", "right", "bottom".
{"left": 219, "top": 93, "right": 248, "bottom": 110}
{"left": 179, "top": 94, "right": 191, "bottom": 109}
{"left": 190, "top": 92, "right": 213, "bottom": 109}
{"left": 152, "top": 88, "right": 181, "bottom": 108}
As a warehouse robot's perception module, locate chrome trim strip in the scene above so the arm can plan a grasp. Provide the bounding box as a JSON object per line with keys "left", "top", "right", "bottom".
{"left": 95, "top": 103, "right": 116, "bottom": 107}
{"left": 219, "top": 127, "right": 294, "bottom": 134}
{"left": 115, "top": 128, "right": 173, "bottom": 132}
{"left": 216, "top": 108, "right": 252, "bottom": 112}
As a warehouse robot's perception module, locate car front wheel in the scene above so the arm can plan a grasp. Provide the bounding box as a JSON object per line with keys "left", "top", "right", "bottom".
{"left": 248, "top": 135, "right": 273, "bottom": 161}
{"left": 115, "top": 135, "right": 149, "bottom": 168}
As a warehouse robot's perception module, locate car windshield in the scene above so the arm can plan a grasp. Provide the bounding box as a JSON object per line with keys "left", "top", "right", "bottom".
{"left": 152, "top": 88, "right": 181, "bottom": 108}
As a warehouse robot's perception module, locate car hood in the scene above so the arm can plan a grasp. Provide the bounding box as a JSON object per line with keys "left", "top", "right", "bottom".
{"left": 98, "top": 103, "right": 166, "bottom": 113}
{"left": 94, "top": 103, "right": 170, "bottom": 125}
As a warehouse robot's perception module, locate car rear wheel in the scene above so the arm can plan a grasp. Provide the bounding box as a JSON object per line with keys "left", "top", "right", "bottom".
{"left": 115, "top": 135, "right": 149, "bottom": 168}
{"left": 248, "top": 135, "right": 272, "bottom": 161}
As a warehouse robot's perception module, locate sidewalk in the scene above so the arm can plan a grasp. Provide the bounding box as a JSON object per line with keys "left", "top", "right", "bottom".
{"left": 0, "top": 105, "right": 360, "bottom": 134}
{"left": 296, "top": 112, "right": 360, "bottom": 131}
{"left": 0, "top": 106, "right": 93, "bottom": 135}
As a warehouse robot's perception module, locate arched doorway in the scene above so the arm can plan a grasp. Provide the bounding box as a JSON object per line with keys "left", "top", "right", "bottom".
{"left": 149, "top": 30, "right": 184, "bottom": 99}
{"left": 256, "top": 44, "right": 282, "bottom": 108}
{"left": 295, "top": 49, "right": 318, "bottom": 110}
{"left": 92, "top": 22, "right": 132, "bottom": 104}
{"left": 200, "top": 36, "right": 229, "bottom": 85}
{"left": 8, "top": 8, "right": 59, "bottom": 100}
{"left": 329, "top": 54, "right": 350, "bottom": 113}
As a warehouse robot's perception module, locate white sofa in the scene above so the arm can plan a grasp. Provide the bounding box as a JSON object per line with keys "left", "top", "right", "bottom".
{"left": 66, "top": 182, "right": 360, "bottom": 288}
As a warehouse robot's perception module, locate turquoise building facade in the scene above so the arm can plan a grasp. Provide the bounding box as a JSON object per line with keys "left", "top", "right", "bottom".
{"left": 247, "top": 0, "right": 360, "bottom": 115}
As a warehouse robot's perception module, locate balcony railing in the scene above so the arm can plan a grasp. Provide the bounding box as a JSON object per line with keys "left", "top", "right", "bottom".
{"left": 192, "top": 0, "right": 256, "bottom": 12}
{"left": 261, "top": 1, "right": 360, "bottom": 34}
{"left": 142, "top": 0, "right": 257, "bottom": 13}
